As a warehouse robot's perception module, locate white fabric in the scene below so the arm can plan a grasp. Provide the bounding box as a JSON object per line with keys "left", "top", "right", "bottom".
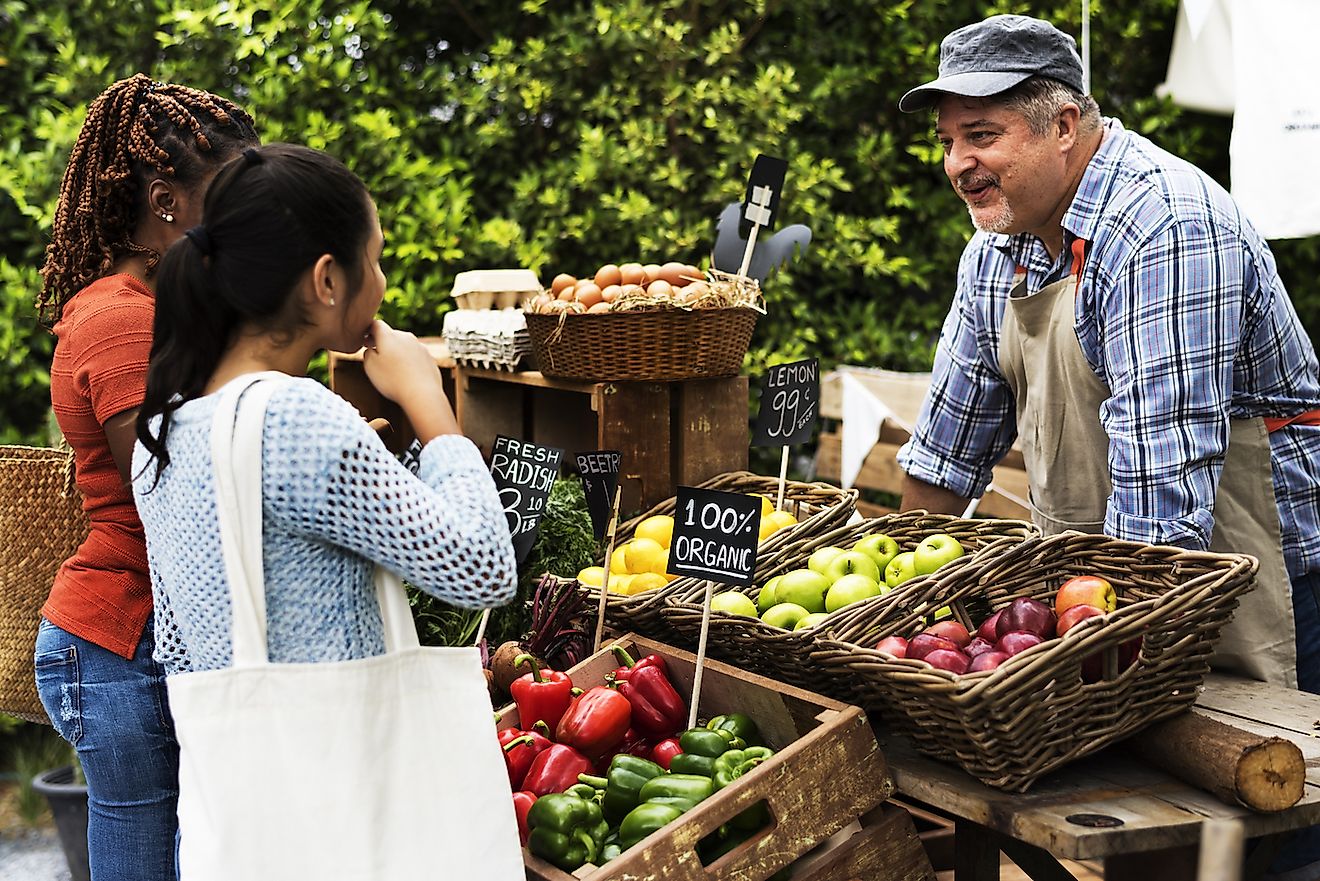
{"left": 838, "top": 370, "right": 894, "bottom": 490}
{"left": 1158, "top": 0, "right": 1235, "bottom": 114}
{"left": 1229, "top": 0, "right": 1320, "bottom": 239}
{"left": 167, "top": 374, "right": 523, "bottom": 881}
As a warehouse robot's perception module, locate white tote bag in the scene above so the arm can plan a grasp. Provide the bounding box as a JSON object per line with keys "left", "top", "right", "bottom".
{"left": 167, "top": 374, "right": 524, "bottom": 881}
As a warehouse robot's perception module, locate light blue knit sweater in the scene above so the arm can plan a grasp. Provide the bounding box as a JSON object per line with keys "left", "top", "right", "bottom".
{"left": 131, "top": 377, "right": 516, "bottom": 674}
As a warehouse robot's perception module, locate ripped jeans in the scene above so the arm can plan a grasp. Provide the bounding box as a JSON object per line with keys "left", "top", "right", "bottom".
{"left": 35, "top": 617, "right": 180, "bottom": 881}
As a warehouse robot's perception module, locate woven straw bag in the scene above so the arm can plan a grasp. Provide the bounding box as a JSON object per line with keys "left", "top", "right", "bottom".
{"left": 0, "top": 445, "right": 89, "bottom": 723}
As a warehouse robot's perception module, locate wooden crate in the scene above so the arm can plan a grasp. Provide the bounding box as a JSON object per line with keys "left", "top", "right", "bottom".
{"left": 788, "top": 803, "right": 935, "bottom": 881}
{"left": 496, "top": 635, "right": 901, "bottom": 881}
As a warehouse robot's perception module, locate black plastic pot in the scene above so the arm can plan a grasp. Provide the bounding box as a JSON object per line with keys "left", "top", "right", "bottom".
{"left": 31, "top": 765, "right": 90, "bottom": 881}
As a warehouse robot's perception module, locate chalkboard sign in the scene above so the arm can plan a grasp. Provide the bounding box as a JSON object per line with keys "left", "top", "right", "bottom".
{"left": 666, "top": 486, "right": 761, "bottom": 585}
{"left": 576, "top": 450, "right": 621, "bottom": 541}
{"left": 739, "top": 154, "right": 788, "bottom": 238}
{"left": 490, "top": 435, "right": 563, "bottom": 565}
{"left": 752, "top": 357, "right": 819, "bottom": 447}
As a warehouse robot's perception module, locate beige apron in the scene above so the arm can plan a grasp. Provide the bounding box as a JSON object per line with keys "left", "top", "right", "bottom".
{"left": 997, "top": 239, "right": 1297, "bottom": 685}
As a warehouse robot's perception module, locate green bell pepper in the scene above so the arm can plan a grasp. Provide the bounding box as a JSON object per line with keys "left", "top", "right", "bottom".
{"left": 618, "top": 802, "right": 684, "bottom": 850}
{"left": 579, "top": 754, "right": 665, "bottom": 824}
{"left": 670, "top": 727, "right": 738, "bottom": 776}
{"left": 599, "top": 830, "right": 623, "bottom": 864}
{"left": 563, "top": 781, "right": 603, "bottom": 802}
{"left": 707, "top": 712, "right": 762, "bottom": 747}
{"left": 638, "top": 772, "right": 714, "bottom": 807}
{"left": 712, "top": 747, "right": 775, "bottom": 790}
{"left": 526, "top": 792, "right": 609, "bottom": 871}
{"left": 644, "top": 795, "right": 701, "bottom": 813}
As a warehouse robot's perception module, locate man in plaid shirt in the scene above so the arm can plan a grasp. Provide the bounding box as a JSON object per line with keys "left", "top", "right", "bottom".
{"left": 896, "top": 16, "right": 1320, "bottom": 879}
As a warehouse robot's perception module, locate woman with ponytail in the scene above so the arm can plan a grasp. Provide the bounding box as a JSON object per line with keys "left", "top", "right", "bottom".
{"left": 36, "top": 74, "right": 257, "bottom": 880}
{"left": 131, "top": 144, "right": 520, "bottom": 875}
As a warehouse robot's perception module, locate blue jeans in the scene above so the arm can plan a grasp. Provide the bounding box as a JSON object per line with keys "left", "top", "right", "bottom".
{"left": 1270, "top": 570, "right": 1320, "bottom": 875}
{"left": 35, "top": 617, "right": 180, "bottom": 881}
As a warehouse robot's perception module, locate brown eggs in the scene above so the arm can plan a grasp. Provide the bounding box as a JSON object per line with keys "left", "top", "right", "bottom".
{"left": 551, "top": 273, "right": 577, "bottom": 295}
{"left": 535, "top": 259, "right": 708, "bottom": 314}
{"left": 593, "top": 264, "right": 622, "bottom": 288}
{"left": 619, "top": 263, "right": 646, "bottom": 286}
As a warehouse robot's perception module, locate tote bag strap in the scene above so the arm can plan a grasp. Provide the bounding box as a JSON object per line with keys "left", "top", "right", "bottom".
{"left": 211, "top": 373, "right": 422, "bottom": 666}
{"left": 211, "top": 373, "right": 284, "bottom": 667}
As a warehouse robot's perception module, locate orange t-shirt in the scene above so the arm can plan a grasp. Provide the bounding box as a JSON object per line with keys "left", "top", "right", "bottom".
{"left": 43, "top": 274, "right": 155, "bottom": 659}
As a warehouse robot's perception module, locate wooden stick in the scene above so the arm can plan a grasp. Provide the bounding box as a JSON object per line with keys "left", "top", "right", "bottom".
{"left": 736, "top": 223, "right": 762, "bottom": 280}
{"left": 776, "top": 445, "right": 789, "bottom": 512}
{"left": 1197, "top": 818, "right": 1245, "bottom": 881}
{"left": 592, "top": 485, "right": 623, "bottom": 653}
{"left": 688, "top": 580, "right": 716, "bottom": 730}
{"left": 473, "top": 608, "right": 491, "bottom": 646}
{"left": 1127, "top": 711, "right": 1306, "bottom": 812}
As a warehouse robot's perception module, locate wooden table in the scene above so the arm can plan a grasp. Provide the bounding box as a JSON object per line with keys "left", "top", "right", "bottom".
{"left": 878, "top": 674, "right": 1320, "bottom": 880}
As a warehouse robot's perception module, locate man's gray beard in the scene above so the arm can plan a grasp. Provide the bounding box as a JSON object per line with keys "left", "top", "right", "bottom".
{"left": 967, "top": 201, "right": 1016, "bottom": 234}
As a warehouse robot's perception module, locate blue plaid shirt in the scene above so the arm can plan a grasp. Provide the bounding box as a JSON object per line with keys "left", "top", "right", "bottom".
{"left": 898, "top": 119, "right": 1320, "bottom": 578}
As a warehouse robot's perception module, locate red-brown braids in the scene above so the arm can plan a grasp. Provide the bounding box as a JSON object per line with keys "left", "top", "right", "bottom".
{"left": 37, "top": 74, "right": 258, "bottom": 324}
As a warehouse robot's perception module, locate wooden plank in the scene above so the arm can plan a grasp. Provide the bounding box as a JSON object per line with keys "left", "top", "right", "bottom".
{"left": 330, "top": 336, "right": 454, "bottom": 367}
{"left": 875, "top": 731, "right": 1320, "bottom": 861}
{"left": 529, "top": 386, "right": 598, "bottom": 459}
{"left": 1199, "top": 673, "right": 1320, "bottom": 740}
{"left": 596, "top": 382, "right": 671, "bottom": 514}
{"left": 673, "top": 376, "right": 749, "bottom": 487}
{"left": 792, "top": 804, "right": 936, "bottom": 881}
{"left": 328, "top": 354, "right": 410, "bottom": 454}
{"left": 454, "top": 367, "right": 526, "bottom": 456}
{"left": 462, "top": 367, "right": 596, "bottom": 394}
{"left": 816, "top": 433, "right": 1031, "bottom": 520}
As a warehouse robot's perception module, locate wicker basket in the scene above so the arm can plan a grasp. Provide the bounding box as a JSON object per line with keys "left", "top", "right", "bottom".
{"left": 525, "top": 308, "right": 758, "bottom": 382}
{"left": 811, "top": 531, "right": 1259, "bottom": 791}
{"left": 659, "top": 512, "right": 1037, "bottom": 697}
{"left": 577, "top": 471, "right": 858, "bottom": 641}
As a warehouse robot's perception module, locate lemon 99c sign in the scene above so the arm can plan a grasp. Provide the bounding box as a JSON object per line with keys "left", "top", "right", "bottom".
{"left": 666, "top": 486, "right": 761, "bottom": 585}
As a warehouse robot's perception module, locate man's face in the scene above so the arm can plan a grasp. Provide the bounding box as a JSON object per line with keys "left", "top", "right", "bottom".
{"left": 935, "top": 95, "right": 1068, "bottom": 238}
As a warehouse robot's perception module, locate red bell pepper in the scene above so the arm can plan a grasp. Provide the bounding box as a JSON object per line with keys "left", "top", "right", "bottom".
{"left": 522, "top": 742, "right": 596, "bottom": 797}
{"left": 610, "top": 645, "right": 669, "bottom": 680}
{"left": 649, "top": 736, "right": 682, "bottom": 770}
{"left": 614, "top": 664, "right": 686, "bottom": 739}
{"left": 510, "top": 654, "right": 574, "bottom": 733}
{"left": 512, "top": 791, "right": 538, "bottom": 845}
{"left": 502, "top": 725, "right": 553, "bottom": 790}
{"left": 554, "top": 685, "right": 631, "bottom": 759}
{"left": 615, "top": 726, "right": 654, "bottom": 759}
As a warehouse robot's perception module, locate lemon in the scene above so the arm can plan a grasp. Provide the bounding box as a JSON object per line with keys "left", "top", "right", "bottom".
{"left": 652, "top": 548, "right": 671, "bottom": 576}
{"left": 759, "top": 509, "right": 798, "bottom": 540}
{"left": 610, "top": 544, "right": 629, "bottom": 574}
{"left": 633, "top": 515, "right": 674, "bottom": 549}
{"left": 577, "top": 566, "right": 606, "bottom": 587}
{"left": 756, "top": 494, "right": 775, "bottom": 517}
{"left": 608, "top": 574, "right": 635, "bottom": 595}
{"left": 624, "top": 537, "right": 666, "bottom": 574}
{"left": 628, "top": 572, "right": 669, "bottom": 595}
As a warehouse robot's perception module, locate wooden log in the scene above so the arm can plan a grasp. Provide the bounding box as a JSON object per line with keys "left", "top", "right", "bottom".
{"left": 1127, "top": 711, "right": 1305, "bottom": 812}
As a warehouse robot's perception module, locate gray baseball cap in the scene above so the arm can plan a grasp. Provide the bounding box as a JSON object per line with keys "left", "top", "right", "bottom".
{"left": 899, "top": 14, "right": 1085, "bottom": 113}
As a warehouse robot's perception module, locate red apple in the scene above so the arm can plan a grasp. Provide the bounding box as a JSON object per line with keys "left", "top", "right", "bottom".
{"left": 965, "top": 637, "right": 996, "bottom": 657}
{"left": 996, "top": 597, "right": 1057, "bottom": 641}
{"left": 969, "top": 651, "right": 1011, "bottom": 672}
{"left": 1081, "top": 636, "right": 1143, "bottom": 683}
{"left": 976, "top": 610, "right": 1003, "bottom": 643}
{"left": 1055, "top": 575, "right": 1117, "bottom": 616}
{"left": 1056, "top": 604, "right": 1105, "bottom": 637}
{"left": 923, "top": 649, "right": 971, "bottom": 674}
{"left": 924, "top": 620, "right": 972, "bottom": 648}
{"left": 995, "top": 630, "right": 1045, "bottom": 656}
{"left": 874, "top": 635, "right": 909, "bottom": 658}
{"left": 907, "top": 633, "right": 961, "bottom": 661}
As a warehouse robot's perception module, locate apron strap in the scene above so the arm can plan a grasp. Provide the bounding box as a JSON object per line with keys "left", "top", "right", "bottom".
{"left": 1264, "top": 409, "right": 1320, "bottom": 433}
{"left": 1014, "top": 237, "right": 1089, "bottom": 280}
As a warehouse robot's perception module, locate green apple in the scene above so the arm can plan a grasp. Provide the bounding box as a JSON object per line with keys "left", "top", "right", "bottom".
{"left": 913, "top": 533, "right": 965, "bottom": 575}
{"left": 824, "top": 573, "right": 883, "bottom": 612}
{"left": 794, "top": 612, "right": 831, "bottom": 631}
{"left": 852, "top": 533, "right": 901, "bottom": 572}
{"left": 710, "top": 591, "right": 758, "bottom": 618}
{"left": 773, "top": 568, "right": 831, "bottom": 614}
{"left": 806, "top": 546, "right": 846, "bottom": 575}
{"left": 885, "top": 551, "right": 919, "bottom": 589}
{"left": 823, "top": 551, "right": 882, "bottom": 584}
{"left": 760, "top": 602, "right": 811, "bottom": 630}
{"left": 756, "top": 575, "right": 783, "bottom": 614}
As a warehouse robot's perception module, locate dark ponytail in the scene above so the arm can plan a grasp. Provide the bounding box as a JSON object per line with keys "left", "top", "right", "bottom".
{"left": 136, "top": 144, "right": 373, "bottom": 484}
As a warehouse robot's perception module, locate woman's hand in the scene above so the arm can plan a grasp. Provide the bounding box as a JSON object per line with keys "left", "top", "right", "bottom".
{"left": 361, "top": 320, "right": 459, "bottom": 441}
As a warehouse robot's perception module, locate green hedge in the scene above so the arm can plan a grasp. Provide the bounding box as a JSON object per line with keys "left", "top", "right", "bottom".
{"left": 0, "top": 0, "right": 1315, "bottom": 443}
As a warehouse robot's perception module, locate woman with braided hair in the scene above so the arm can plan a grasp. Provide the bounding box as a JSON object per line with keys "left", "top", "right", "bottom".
{"left": 34, "top": 73, "right": 257, "bottom": 881}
